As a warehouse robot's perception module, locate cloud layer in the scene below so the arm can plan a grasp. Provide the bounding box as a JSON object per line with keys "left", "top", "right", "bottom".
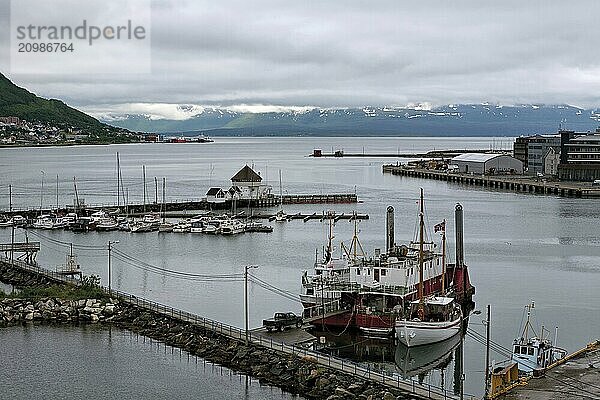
{"left": 3, "top": 0, "right": 600, "bottom": 115}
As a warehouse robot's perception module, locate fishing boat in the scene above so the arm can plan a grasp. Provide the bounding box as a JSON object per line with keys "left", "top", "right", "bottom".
{"left": 510, "top": 302, "right": 567, "bottom": 373}
{"left": 395, "top": 189, "right": 463, "bottom": 347}
{"left": 300, "top": 192, "right": 474, "bottom": 334}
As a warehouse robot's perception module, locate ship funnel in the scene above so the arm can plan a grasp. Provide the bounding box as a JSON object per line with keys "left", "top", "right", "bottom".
{"left": 455, "top": 203, "right": 464, "bottom": 268}
{"left": 386, "top": 205, "right": 395, "bottom": 253}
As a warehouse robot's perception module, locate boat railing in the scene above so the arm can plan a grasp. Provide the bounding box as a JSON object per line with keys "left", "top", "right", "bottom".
{"left": 302, "top": 299, "right": 342, "bottom": 319}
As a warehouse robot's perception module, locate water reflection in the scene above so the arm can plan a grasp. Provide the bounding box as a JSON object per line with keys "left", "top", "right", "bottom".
{"left": 395, "top": 333, "right": 461, "bottom": 378}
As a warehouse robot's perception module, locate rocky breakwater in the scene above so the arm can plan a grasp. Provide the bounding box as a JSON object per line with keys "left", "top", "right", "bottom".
{"left": 0, "top": 297, "right": 121, "bottom": 325}
{"left": 112, "top": 306, "right": 411, "bottom": 400}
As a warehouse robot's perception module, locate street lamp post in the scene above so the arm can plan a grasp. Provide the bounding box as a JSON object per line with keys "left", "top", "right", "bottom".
{"left": 107, "top": 241, "right": 120, "bottom": 293}
{"left": 244, "top": 265, "right": 259, "bottom": 344}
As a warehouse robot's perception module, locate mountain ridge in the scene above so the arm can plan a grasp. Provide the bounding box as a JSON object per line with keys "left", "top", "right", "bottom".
{"left": 100, "top": 104, "right": 600, "bottom": 136}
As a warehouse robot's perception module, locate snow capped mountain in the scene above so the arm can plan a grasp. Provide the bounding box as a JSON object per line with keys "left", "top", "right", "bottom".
{"left": 98, "top": 104, "right": 600, "bottom": 136}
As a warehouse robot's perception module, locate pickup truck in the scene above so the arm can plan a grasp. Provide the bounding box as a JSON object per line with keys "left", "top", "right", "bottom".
{"left": 263, "top": 312, "right": 303, "bottom": 332}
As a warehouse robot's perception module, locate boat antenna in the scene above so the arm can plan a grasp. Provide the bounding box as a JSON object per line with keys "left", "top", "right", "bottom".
{"left": 521, "top": 301, "right": 537, "bottom": 341}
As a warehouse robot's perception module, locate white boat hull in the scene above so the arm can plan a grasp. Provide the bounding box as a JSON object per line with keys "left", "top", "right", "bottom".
{"left": 395, "top": 317, "right": 461, "bottom": 347}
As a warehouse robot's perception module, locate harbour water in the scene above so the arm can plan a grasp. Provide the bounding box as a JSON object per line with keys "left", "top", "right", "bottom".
{"left": 0, "top": 324, "right": 298, "bottom": 400}
{"left": 1, "top": 137, "right": 599, "bottom": 397}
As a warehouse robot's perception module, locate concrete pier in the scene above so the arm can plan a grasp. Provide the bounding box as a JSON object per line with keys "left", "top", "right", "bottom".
{"left": 501, "top": 342, "right": 600, "bottom": 400}
{"left": 383, "top": 165, "right": 600, "bottom": 198}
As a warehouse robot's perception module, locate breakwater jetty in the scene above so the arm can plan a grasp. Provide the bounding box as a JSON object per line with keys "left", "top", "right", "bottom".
{"left": 0, "top": 257, "right": 471, "bottom": 400}
{"left": 383, "top": 165, "right": 600, "bottom": 198}
{"left": 310, "top": 149, "right": 509, "bottom": 158}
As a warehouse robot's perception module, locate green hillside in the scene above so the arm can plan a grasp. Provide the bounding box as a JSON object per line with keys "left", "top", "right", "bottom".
{"left": 0, "top": 73, "right": 130, "bottom": 138}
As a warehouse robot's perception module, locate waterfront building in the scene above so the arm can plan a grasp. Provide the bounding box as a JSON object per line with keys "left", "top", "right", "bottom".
{"left": 451, "top": 153, "right": 523, "bottom": 175}
{"left": 526, "top": 135, "right": 561, "bottom": 175}
{"left": 558, "top": 129, "right": 600, "bottom": 181}
{"left": 513, "top": 134, "right": 561, "bottom": 175}
{"left": 544, "top": 147, "right": 560, "bottom": 177}
{"left": 206, "top": 187, "right": 226, "bottom": 203}
{"left": 230, "top": 165, "right": 272, "bottom": 200}
{"left": 513, "top": 137, "right": 529, "bottom": 166}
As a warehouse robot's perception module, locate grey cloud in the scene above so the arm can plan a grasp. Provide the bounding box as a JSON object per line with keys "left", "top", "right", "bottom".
{"left": 3, "top": 0, "right": 600, "bottom": 110}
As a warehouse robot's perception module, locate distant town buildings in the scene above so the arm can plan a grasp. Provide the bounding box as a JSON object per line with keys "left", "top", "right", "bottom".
{"left": 514, "top": 128, "right": 600, "bottom": 181}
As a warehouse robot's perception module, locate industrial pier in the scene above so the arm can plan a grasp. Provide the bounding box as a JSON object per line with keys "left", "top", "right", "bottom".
{"left": 491, "top": 341, "right": 600, "bottom": 399}
{"left": 383, "top": 165, "right": 600, "bottom": 198}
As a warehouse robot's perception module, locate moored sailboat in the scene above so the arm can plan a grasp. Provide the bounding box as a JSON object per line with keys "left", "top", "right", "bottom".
{"left": 395, "top": 189, "right": 463, "bottom": 347}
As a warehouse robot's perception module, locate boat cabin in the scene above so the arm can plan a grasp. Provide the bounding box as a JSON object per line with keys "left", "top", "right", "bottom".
{"left": 511, "top": 337, "right": 557, "bottom": 373}
{"left": 408, "top": 297, "right": 456, "bottom": 322}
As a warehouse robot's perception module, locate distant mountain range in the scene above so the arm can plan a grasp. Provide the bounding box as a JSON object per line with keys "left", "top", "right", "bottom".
{"left": 102, "top": 104, "right": 600, "bottom": 136}
{"left": 2, "top": 72, "right": 599, "bottom": 137}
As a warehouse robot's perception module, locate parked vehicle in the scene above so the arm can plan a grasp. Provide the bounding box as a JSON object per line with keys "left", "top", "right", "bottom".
{"left": 263, "top": 312, "right": 303, "bottom": 332}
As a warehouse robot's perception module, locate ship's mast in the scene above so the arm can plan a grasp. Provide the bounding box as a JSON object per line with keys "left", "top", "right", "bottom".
{"left": 325, "top": 212, "right": 333, "bottom": 262}
{"left": 441, "top": 218, "right": 446, "bottom": 295}
{"left": 418, "top": 188, "right": 425, "bottom": 304}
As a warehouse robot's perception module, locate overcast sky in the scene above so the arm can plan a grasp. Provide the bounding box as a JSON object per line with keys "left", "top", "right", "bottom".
{"left": 2, "top": 0, "right": 600, "bottom": 118}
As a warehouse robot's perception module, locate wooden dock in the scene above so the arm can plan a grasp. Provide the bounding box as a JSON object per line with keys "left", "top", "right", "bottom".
{"left": 0, "top": 255, "right": 471, "bottom": 400}
{"left": 1, "top": 193, "right": 358, "bottom": 219}
{"left": 383, "top": 165, "right": 600, "bottom": 198}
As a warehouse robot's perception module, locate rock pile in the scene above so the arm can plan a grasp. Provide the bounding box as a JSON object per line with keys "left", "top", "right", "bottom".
{"left": 0, "top": 297, "right": 121, "bottom": 325}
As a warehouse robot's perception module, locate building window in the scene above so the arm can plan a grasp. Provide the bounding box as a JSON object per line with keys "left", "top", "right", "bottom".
{"left": 381, "top": 269, "right": 387, "bottom": 276}
{"left": 356, "top": 268, "right": 360, "bottom": 275}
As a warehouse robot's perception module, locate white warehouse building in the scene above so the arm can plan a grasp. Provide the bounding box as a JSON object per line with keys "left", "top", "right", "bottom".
{"left": 451, "top": 153, "right": 523, "bottom": 175}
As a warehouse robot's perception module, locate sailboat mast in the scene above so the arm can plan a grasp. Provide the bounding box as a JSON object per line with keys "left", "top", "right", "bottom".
{"left": 56, "top": 174, "right": 59, "bottom": 211}
{"left": 418, "top": 188, "right": 425, "bottom": 302}
{"left": 73, "top": 176, "right": 80, "bottom": 215}
{"left": 142, "top": 165, "right": 147, "bottom": 213}
{"left": 162, "top": 177, "right": 166, "bottom": 223}
{"left": 441, "top": 218, "right": 446, "bottom": 295}
{"left": 116, "top": 152, "right": 121, "bottom": 208}
{"left": 279, "top": 169, "right": 283, "bottom": 210}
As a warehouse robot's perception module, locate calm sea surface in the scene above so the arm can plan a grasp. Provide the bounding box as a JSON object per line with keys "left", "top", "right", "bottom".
{"left": 0, "top": 137, "right": 598, "bottom": 397}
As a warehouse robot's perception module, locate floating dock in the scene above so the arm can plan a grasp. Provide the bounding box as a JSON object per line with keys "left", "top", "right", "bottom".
{"left": 383, "top": 165, "right": 600, "bottom": 198}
